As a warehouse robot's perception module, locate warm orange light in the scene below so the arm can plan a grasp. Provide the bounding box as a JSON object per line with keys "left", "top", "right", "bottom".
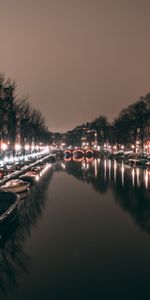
{"left": 15, "top": 143, "right": 21, "bottom": 151}
{"left": 1, "top": 143, "right": 8, "bottom": 151}
{"left": 64, "top": 157, "right": 72, "bottom": 162}
{"left": 73, "top": 149, "right": 84, "bottom": 155}
{"left": 73, "top": 157, "right": 84, "bottom": 162}
{"left": 64, "top": 150, "right": 72, "bottom": 155}
{"left": 86, "top": 157, "right": 94, "bottom": 162}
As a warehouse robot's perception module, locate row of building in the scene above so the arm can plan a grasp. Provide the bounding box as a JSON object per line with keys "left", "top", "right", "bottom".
{"left": 52, "top": 121, "right": 150, "bottom": 154}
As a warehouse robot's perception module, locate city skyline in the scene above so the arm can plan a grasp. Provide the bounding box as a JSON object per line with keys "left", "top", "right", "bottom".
{"left": 0, "top": 0, "right": 150, "bottom": 132}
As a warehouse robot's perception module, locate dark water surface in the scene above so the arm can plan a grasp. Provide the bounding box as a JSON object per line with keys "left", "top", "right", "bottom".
{"left": 0, "top": 159, "right": 150, "bottom": 299}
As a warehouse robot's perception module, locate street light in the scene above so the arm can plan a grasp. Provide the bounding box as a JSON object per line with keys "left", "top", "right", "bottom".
{"left": 15, "top": 143, "right": 21, "bottom": 151}
{"left": 15, "top": 143, "right": 21, "bottom": 160}
{"left": 24, "top": 144, "right": 30, "bottom": 159}
{"left": 1, "top": 143, "right": 8, "bottom": 165}
{"left": 1, "top": 143, "right": 8, "bottom": 151}
{"left": 25, "top": 144, "right": 30, "bottom": 151}
{"left": 31, "top": 145, "right": 35, "bottom": 152}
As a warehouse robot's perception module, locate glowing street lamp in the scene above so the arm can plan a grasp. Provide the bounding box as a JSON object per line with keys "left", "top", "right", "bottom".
{"left": 1, "top": 143, "right": 8, "bottom": 165}
{"left": 31, "top": 145, "right": 35, "bottom": 152}
{"left": 15, "top": 143, "right": 21, "bottom": 151}
{"left": 1, "top": 143, "right": 8, "bottom": 151}
{"left": 25, "top": 144, "right": 30, "bottom": 151}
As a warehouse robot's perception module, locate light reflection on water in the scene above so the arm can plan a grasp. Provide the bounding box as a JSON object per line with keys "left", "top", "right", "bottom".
{"left": 68, "top": 158, "right": 150, "bottom": 189}
{"left": 0, "top": 159, "right": 150, "bottom": 299}
{"left": 102, "top": 159, "right": 150, "bottom": 189}
{"left": 62, "top": 158, "right": 150, "bottom": 234}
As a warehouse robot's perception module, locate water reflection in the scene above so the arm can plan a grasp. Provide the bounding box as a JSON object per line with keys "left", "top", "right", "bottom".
{"left": 1, "top": 159, "right": 150, "bottom": 298}
{"left": 145, "top": 169, "right": 149, "bottom": 189}
{"left": 61, "top": 159, "right": 150, "bottom": 233}
{"left": 0, "top": 168, "right": 54, "bottom": 296}
{"left": 132, "top": 168, "right": 135, "bottom": 187}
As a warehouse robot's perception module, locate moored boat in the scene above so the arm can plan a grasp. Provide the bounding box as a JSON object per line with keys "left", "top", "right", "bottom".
{"left": 48, "top": 155, "right": 56, "bottom": 163}
{"left": 0, "top": 179, "right": 30, "bottom": 193}
{"left": 19, "top": 174, "right": 36, "bottom": 186}
{"left": 0, "top": 191, "right": 19, "bottom": 224}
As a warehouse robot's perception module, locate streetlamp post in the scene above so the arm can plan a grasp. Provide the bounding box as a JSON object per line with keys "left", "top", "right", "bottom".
{"left": 1, "top": 142, "right": 8, "bottom": 165}
{"left": 25, "top": 144, "right": 30, "bottom": 158}
{"left": 15, "top": 143, "right": 21, "bottom": 160}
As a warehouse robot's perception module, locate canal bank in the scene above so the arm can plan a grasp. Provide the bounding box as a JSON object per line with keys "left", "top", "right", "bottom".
{"left": 0, "top": 153, "right": 56, "bottom": 186}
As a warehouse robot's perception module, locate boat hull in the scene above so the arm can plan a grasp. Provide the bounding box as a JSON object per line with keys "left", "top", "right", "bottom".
{"left": 0, "top": 185, "right": 29, "bottom": 193}
{"left": 0, "top": 193, "right": 19, "bottom": 225}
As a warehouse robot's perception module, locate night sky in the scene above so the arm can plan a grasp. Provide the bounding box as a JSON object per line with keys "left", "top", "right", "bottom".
{"left": 0, "top": 0, "right": 150, "bottom": 132}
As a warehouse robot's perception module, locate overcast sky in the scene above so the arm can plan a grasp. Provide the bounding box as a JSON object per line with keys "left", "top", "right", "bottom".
{"left": 0, "top": 0, "right": 150, "bottom": 132}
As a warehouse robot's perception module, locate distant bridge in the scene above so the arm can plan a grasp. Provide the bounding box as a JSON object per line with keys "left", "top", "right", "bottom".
{"left": 64, "top": 148, "right": 97, "bottom": 160}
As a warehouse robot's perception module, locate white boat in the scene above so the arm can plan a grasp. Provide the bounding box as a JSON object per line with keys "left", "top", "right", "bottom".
{"left": 25, "top": 171, "right": 37, "bottom": 177}
{"left": 0, "top": 179, "right": 30, "bottom": 193}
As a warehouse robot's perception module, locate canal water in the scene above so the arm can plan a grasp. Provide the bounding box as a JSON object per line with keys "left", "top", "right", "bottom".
{"left": 0, "top": 159, "right": 150, "bottom": 299}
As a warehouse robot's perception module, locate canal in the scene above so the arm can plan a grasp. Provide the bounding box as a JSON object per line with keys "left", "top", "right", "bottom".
{"left": 0, "top": 158, "right": 150, "bottom": 299}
